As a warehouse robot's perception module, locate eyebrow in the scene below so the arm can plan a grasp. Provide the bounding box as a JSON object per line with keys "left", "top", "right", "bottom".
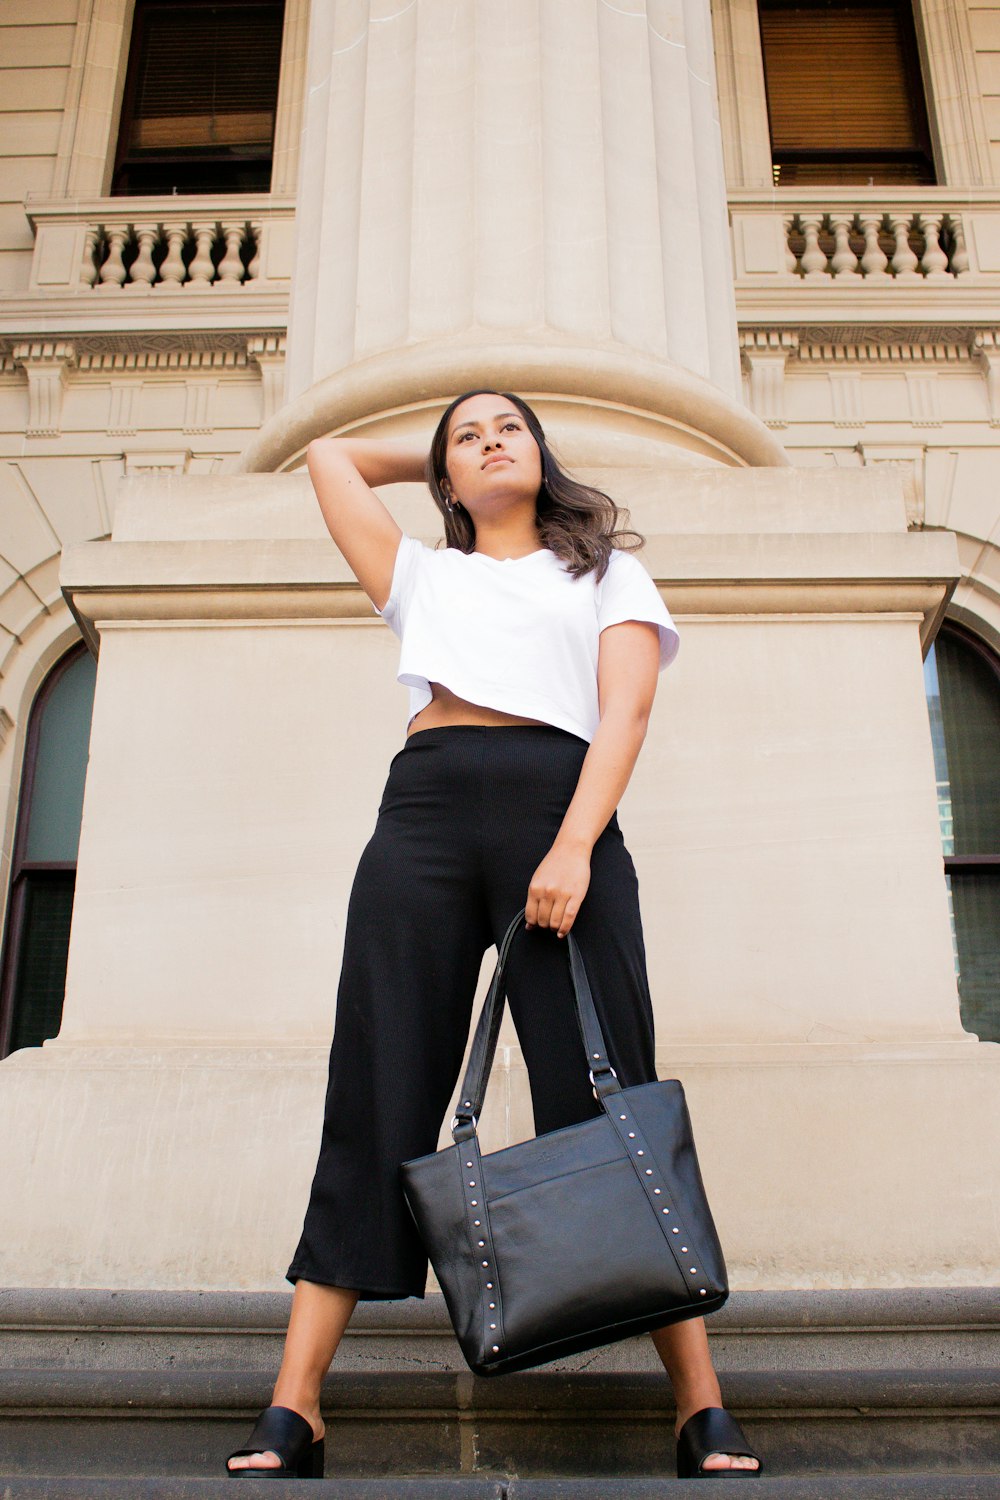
{"left": 451, "top": 411, "right": 521, "bottom": 435}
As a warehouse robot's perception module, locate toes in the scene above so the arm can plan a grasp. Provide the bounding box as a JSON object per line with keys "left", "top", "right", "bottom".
{"left": 700, "top": 1451, "right": 760, "bottom": 1471}
{"left": 227, "top": 1451, "right": 282, "bottom": 1471}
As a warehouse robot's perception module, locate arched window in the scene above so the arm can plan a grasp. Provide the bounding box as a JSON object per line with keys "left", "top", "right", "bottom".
{"left": 924, "top": 623, "right": 1000, "bottom": 1043}
{"left": 0, "top": 646, "right": 97, "bottom": 1058}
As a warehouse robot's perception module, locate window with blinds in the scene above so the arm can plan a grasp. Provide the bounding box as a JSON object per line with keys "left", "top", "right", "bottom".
{"left": 924, "top": 625, "right": 1000, "bottom": 1045}
{"left": 758, "top": 0, "right": 935, "bottom": 186}
{"left": 112, "top": 0, "right": 285, "bottom": 196}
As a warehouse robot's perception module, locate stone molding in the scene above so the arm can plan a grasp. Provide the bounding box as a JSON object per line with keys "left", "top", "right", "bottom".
{"left": 60, "top": 531, "right": 960, "bottom": 659}
{"left": 2, "top": 333, "right": 286, "bottom": 441}
{"left": 238, "top": 335, "right": 789, "bottom": 475}
{"left": 11, "top": 341, "right": 77, "bottom": 438}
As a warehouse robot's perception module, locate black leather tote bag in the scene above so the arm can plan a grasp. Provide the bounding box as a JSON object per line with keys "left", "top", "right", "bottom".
{"left": 401, "top": 907, "right": 728, "bottom": 1378}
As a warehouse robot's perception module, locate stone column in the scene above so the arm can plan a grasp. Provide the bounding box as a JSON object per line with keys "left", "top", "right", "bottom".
{"left": 285, "top": 0, "right": 741, "bottom": 403}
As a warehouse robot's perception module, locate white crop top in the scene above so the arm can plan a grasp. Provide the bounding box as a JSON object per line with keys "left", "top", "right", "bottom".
{"left": 373, "top": 535, "right": 680, "bottom": 743}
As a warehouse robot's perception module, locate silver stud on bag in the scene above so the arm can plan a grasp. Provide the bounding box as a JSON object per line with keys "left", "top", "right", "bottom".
{"left": 490, "top": 1322, "right": 496, "bottom": 1329}
{"left": 690, "top": 1267, "right": 697, "bottom": 1273}
{"left": 645, "top": 1169, "right": 653, "bottom": 1176}
{"left": 478, "top": 1240, "right": 485, "bottom": 1247}
{"left": 681, "top": 1246, "right": 688, "bottom": 1252}
{"left": 619, "top": 1114, "right": 627, "bottom": 1121}
{"left": 471, "top": 1200, "right": 478, "bottom": 1206}
{"left": 468, "top": 1180, "right": 476, "bottom": 1187}
{"left": 482, "top": 1260, "right": 489, "bottom": 1267}
{"left": 653, "top": 1189, "right": 661, "bottom": 1195}
{"left": 466, "top": 1161, "right": 473, "bottom": 1168}
{"left": 489, "top": 1303, "right": 495, "bottom": 1309}
{"left": 492, "top": 1345, "right": 499, "bottom": 1353}
{"left": 662, "top": 1209, "right": 669, "bottom": 1215}
{"left": 637, "top": 1150, "right": 644, "bottom": 1156}
{"left": 628, "top": 1132, "right": 635, "bottom": 1139}
{"left": 700, "top": 1289, "right": 707, "bottom": 1297}
{"left": 486, "top": 1282, "right": 493, "bottom": 1289}
{"left": 672, "top": 1227, "right": 679, "bottom": 1233}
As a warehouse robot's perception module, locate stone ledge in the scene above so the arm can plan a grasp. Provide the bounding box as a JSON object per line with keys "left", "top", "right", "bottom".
{"left": 3, "top": 1286, "right": 998, "bottom": 1332}
{"left": 0, "top": 1475, "right": 997, "bottom": 1498}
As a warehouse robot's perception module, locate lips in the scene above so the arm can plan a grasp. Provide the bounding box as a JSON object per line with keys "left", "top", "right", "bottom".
{"left": 482, "top": 455, "right": 513, "bottom": 469}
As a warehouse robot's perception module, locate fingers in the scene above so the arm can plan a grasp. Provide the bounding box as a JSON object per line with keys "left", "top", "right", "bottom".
{"left": 525, "top": 894, "right": 578, "bottom": 938}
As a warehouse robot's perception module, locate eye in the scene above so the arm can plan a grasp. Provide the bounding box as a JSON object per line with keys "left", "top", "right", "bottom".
{"left": 456, "top": 431, "right": 475, "bottom": 442}
{"left": 502, "top": 421, "right": 520, "bottom": 432}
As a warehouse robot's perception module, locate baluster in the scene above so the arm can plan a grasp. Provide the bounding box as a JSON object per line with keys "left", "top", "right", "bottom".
{"left": 217, "top": 224, "right": 245, "bottom": 285}
{"left": 799, "top": 213, "right": 831, "bottom": 279}
{"left": 782, "top": 214, "right": 798, "bottom": 274}
{"left": 246, "top": 222, "right": 262, "bottom": 282}
{"left": 98, "top": 227, "right": 129, "bottom": 290}
{"left": 829, "top": 213, "right": 861, "bottom": 278}
{"left": 80, "top": 226, "right": 100, "bottom": 288}
{"left": 888, "top": 213, "right": 920, "bottom": 280}
{"left": 859, "top": 213, "right": 889, "bottom": 280}
{"left": 158, "top": 225, "right": 188, "bottom": 288}
{"left": 187, "top": 223, "right": 217, "bottom": 289}
{"left": 918, "top": 212, "right": 951, "bottom": 279}
{"left": 949, "top": 214, "right": 970, "bottom": 277}
{"left": 128, "top": 224, "right": 158, "bottom": 289}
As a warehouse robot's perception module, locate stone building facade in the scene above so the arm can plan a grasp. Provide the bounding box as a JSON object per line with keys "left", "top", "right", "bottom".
{"left": 0, "top": 0, "right": 996, "bottom": 1293}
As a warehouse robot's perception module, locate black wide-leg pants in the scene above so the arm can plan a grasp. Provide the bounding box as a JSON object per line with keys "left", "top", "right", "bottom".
{"left": 286, "top": 724, "right": 659, "bottom": 1300}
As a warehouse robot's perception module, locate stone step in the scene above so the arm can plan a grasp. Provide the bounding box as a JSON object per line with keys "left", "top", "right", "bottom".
{"left": 1, "top": 1288, "right": 997, "bottom": 1484}
{"left": 0, "top": 1479, "right": 999, "bottom": 1499}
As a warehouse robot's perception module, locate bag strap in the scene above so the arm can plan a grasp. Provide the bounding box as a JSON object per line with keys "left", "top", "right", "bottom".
{"left": 451, "top": 907, "right": 621, "bottom": 1143}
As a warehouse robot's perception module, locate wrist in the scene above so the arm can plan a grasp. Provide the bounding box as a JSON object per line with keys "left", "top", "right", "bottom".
{"left": 553, "top": 828, "right": 595, "bottom": 856}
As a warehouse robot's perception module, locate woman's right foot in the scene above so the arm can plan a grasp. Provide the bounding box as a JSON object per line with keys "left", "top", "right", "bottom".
{"left": 226, "top": 1403, "right": 324, "bottom": 1472}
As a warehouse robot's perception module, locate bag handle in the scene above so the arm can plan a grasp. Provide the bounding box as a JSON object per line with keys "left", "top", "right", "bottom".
{"left": 451, "top": 907, "right": 621, "bottom": 1143}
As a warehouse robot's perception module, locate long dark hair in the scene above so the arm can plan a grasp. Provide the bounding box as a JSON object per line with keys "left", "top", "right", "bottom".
{"left": 426, "top": 390, "right": 644, "bottom": 583}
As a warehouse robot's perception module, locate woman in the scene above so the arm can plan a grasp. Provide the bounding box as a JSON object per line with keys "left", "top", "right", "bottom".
{"left": 226, "top": 390, "right": 762, "bottom": 1480}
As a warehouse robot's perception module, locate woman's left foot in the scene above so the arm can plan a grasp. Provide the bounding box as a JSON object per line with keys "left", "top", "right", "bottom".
{"left": 675, "top": 1406, "right": 762, "bottom": 1477}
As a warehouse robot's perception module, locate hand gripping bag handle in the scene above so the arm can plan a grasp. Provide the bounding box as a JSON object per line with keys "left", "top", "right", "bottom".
{"left": 450, "top": 907, "right": 620, "bottom": 1143}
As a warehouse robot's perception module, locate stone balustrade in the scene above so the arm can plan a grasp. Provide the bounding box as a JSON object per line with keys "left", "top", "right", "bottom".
{"left": 782, "top": 207, "right": 967, "bottom": 280}
{"left": 84, "top": 219, "right": 261, "bottom": 291}
{"left": 24, "top": 197, "right": 295, "bottom": 296}
{"left": 730, "top": 189, "right": 1000, "bottom": 289}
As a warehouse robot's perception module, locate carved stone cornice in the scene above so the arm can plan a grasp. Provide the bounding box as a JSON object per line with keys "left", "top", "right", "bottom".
{"left": 12, "top": 340, "right": 76, "bottom": 436}
{"left": 740, "top": 324, "right": 1000, "bottom": 363}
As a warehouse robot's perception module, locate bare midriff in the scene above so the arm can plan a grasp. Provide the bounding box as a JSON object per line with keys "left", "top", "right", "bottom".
{"left": 405, "top": 681, "right": 550, "bottom": 737}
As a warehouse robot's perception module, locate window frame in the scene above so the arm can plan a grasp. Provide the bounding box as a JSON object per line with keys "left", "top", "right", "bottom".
{"left": 711, "top": 0, "right": 996, "bottom": 191}
{"left": 757, "top": 0, "right": 936, "bottom": 187}
{"left": 935, "top": 619, "right": 1000, "bottom": 879}
{"left": 0, "top": 644, "right": 90, "bottom": 1060}
{"left": 110, "top": 0, "right": 287, "bottom": 199}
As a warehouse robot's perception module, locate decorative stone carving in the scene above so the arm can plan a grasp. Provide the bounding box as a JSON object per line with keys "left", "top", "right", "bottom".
{"left": 247, "top": 335, "right": 287, "bottom": 426}
{"left": 12, "top": 341, "right": 76, "bottom": 437}
{"left": 972, "top": 331, "right": 1000, "bottom": 427}
{"left": 739, "top": 330, "right": 799, "bottom": 429}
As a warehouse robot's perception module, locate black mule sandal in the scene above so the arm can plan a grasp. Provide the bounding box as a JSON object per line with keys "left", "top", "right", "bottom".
{"left": 676, "top": 1407, "right": 763, "bottom": 1479}
{"left": 226, "top": 1405, "right": 325, "bottom": 1479}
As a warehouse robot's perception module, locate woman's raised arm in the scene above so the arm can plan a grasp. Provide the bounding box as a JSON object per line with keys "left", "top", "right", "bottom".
{"left": 306, "top": 436, "right": 429, "bottom": 613}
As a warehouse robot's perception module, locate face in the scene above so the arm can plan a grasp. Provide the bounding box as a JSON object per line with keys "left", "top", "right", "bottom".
{"left": 443, "top": 393, "right": 543, "bottom": 514}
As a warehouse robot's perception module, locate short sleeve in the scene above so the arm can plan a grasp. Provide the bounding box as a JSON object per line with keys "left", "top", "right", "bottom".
{"left": 596, "top": 549, "right": 680, "bottom": 670}
{"left": 372, "top": 532, "right": 423, "bottom": 639}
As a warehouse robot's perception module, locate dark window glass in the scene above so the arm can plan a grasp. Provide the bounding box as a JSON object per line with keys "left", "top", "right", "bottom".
{"left": 112, "top": 0, "right": 285, "bottom": 197}
{"left": 758, "top": 0, "right": 935, "bottom": 186}
{"left": 924, "top": 626, "right": 1000, "bottom": 1043}
{"left": 0, "top": 647, "right": 97, "bottom": 1058}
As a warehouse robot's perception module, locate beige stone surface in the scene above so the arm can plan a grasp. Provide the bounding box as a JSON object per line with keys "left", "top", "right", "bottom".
{"left": 0, "top": 0, "right": 999, "bottom": 1299}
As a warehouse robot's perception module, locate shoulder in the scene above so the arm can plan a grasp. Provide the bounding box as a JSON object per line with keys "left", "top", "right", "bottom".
{"left": 598, "top": 547, "right": 651, "bottom": 588}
